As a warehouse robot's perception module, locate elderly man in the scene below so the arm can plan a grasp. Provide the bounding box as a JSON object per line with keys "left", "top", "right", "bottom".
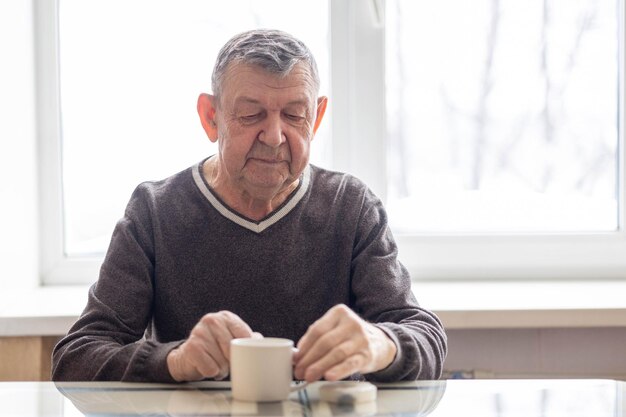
{"left": 52, "top": 29, "right": 447, "bottom": 383}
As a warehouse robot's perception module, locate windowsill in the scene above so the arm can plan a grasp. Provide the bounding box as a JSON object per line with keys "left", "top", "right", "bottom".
{"left": 415, "top": 280, "right": 626, "bottom": 329}
{"left": 1, "top": 281, "right": 626, "bottom": 337}
{"left": 0, "top": 286, "right": 88, "bottom": 337}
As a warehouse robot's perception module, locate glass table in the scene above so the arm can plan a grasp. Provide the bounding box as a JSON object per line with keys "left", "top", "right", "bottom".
{"left": 1, "top": 379, "right": 623, "bottom": 417}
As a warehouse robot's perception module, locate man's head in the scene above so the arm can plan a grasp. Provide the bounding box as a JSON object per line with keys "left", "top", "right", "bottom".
{"left": 211, "top": 29, "right": 321, "bottom": 102}
{"left": 197, "top": 30, "right": 327, "bottom": 204}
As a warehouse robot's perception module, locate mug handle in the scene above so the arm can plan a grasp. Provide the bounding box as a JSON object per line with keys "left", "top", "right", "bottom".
{"left": 290, "top": 347, "right": 308, "bottom": 392}
{"left": 290, "top": 381, "right": 309, "bottom": 392}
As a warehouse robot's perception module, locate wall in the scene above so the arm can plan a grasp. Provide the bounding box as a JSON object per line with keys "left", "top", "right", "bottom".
{"left": 0, "top": 336, "right": 60, "bottom": 381}
{"left": 445, "top": 327, "right": 626, "bottom": 380}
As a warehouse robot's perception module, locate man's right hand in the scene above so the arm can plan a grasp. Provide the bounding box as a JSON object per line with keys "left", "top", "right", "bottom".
{"left": 166, "top": 311, "right": 261, "bottom": 382}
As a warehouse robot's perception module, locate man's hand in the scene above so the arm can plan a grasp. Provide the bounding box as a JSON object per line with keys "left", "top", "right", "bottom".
{"left": 167, "top": 311, "right": 261, "bottom": 382}
{"left": 293, "top": 304, "right": 397, "bottom": 382}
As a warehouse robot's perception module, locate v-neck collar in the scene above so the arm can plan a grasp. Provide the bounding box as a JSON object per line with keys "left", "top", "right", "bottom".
{"left": 192, "top": 159, "right": 310, "bottom": 233}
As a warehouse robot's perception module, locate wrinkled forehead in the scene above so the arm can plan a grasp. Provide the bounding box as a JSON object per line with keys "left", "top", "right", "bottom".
{"left": 218, "top": 62, "right": 318, "bottom": 106}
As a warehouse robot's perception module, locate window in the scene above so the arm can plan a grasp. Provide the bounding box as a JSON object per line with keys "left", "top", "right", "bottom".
{"left": 385, "top": 0, "right": 619, "bottom": 234}
{"left": 38, "top": 0, "right": 330, "bottom": 283}
{"left": 59, "top": 0, "right": 330, "bottom": 257}
{"left": 38, "top": 0, "right": 626, "bottom": 284}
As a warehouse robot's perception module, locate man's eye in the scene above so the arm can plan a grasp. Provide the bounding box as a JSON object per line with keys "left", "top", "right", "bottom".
{"left": 286, "top": 114, "right": 305, "bottom": 122}
{"left": 240, "top": 114, "right": 261, "bottom": 122}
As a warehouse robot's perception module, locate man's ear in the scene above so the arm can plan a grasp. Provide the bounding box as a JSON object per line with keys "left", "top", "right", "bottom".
{"left": 197, "top": 93, "right": 219, "bottom": 142}
{"left": 312, "top": 96, "right": 328, "bottom": 135}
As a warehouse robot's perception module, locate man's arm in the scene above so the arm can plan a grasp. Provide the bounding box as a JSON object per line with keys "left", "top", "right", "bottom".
{"left": 353, "top": 190, "right": 447, "bottom": 381}
{"left": 295, "top": 183, "right": 447, "bottom": 382}
{"left": 51, "top": 194, "right": 177, "bottom": 381}
{"left": 51, "top": 284, "right": 182, "bottom": 382}
{"left": 52, "top": 185, "right": 183, "bottom": 381}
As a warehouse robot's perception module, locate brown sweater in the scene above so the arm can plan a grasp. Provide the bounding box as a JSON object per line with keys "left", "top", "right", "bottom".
{"left": 51, "top": 160, "right": 447, "bottom": 382}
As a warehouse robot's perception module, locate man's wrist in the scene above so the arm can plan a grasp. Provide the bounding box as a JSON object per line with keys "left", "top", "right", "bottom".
{"left": 371, "top": 324, "right": 398, "bottom": 372}
{"left": 166, "top": 348, "right": 184, "bottom": 382}
{"left": 382, "top": 330, "right": 398, "bottom": 370}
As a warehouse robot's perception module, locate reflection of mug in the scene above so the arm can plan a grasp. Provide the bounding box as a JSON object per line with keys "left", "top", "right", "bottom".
{"left": 230, "top": 338, "right": 306, "bottom": 402}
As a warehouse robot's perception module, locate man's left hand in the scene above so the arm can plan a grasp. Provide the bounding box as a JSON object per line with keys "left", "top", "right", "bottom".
{"left": 293, "top": 304, "right": 397, "bottom": 382}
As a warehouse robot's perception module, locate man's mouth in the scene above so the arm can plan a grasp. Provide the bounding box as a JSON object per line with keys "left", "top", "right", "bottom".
{"left": 249, "top": 157, "right": 286, "bottom": 164}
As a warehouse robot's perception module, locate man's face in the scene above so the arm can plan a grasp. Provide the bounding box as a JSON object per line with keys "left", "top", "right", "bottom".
{"left": 212, "top": 62, "right": 323, "bottom": 199}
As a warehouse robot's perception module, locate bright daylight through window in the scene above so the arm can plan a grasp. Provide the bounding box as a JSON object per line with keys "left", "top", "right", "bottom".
{"left": 55, "top": 0, "right": 621, "bottom": 282}
{"left": 385, "top": 0, "right": 619, "bottom": 233}
{"left": 58, "top": 0, "right": 329, "bottom": 256}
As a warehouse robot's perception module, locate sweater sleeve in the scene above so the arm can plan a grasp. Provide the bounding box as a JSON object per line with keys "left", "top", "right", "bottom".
{"left": 51, "top": 185, "right": 181, "bottom": 382}
{"left": 349, "top": 187, "right": 447, "bottom": 381}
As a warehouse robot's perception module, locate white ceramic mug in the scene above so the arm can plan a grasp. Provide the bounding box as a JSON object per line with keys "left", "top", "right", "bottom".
{"left": 230, "top": 337, "right": 306, "bottom": 402}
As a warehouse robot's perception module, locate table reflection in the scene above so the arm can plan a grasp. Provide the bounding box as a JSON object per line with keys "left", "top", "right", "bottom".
{"left": 0, "top": 379, "right": 621, "bottom": 417}
{"left": 56, "top": 381, "right": 447, "bottom": 417}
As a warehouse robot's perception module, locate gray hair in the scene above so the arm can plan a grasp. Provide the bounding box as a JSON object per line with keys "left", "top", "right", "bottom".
{"left": 211, "top": 29, "right": 320, "bottom": 100}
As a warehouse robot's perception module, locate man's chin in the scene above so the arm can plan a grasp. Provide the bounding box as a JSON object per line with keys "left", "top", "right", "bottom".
{"left": 243, "top": 175, "right": 299, "bottom": 198}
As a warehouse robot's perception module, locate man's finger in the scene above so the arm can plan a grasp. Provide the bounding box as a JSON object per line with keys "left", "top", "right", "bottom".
{"left": 199, "top": 330, "right": 230, "bottom": 378}
{"left": 221, "top": 312, "right": 256, "bottom": 360}
{"left": 296, "top": 307, "right": 343, "bottom": 356}
{"left": 302, "top": 339, "right": 360, "bottom": 381}
{"left": 322, "top": 353, "right": 367, "bottom": 381}
{"left": 183, "top": 335, "right": 224, "bottom": 379}
{"left": 224, "top": 312, "right": 256, "bottom": 339}
{"left": 295, "top": 325, "right": 352, "bottom": 380}
{"left": 196, "top": 311, "right": 256, "bottom": 376}
{"left": 202, "top": 311, "right": 255, "bottom": 362}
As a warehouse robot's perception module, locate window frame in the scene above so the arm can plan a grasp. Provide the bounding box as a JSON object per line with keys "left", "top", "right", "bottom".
{"left": 338, "top": 0, "right": 626, "bottom": 281}
{"left": 37, "top": 0, "right": 626, "bottom": 285}
{"left": 35, "top": 0, "right": 102, "bottom": 284}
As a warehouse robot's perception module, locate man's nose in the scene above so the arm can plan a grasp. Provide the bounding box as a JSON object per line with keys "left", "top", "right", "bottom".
{"left": 258, "top": 114, "right": 286, "bottom": 148}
